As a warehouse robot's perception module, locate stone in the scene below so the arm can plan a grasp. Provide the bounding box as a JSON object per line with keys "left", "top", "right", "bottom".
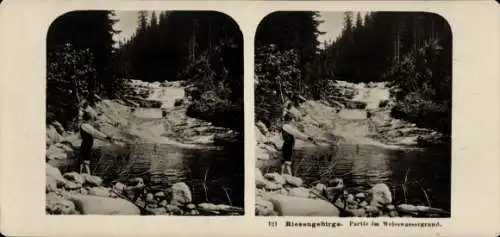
{"left": 81, "top": 173, "right": 103, "bottom": 187}
{"left": 187, "top": 203, "right": 196, "bottom": 210}
{"left": 365, "top": 206, "right": 381, "bottom": 217}
{"left": 346, "top": 194, "right": 355, "bottom": 204}
{"left": 46, "top": 145, "right": 68, "bottom": 162}
{"left": 159, "top": 200, "right": 168, "bottom": 207}
{"left": 314, "top": 183, "right": 327, "bottom": 194}
{"left": 347, "top": 208, "right": 367, "bottom": 217}
{"left": 64, "top": 181, "right": 82, "bottom": 190}
{"left": 389, "top": 210, "right": 399, "bottom": 217}
{"left": 69, "top": 195, "right": 140, "bottom": 215}
{"left": 367, "top": 183, "right": 392, "bottom": 207}
{"left": 171, "top": 182, "right": 192, "bottom": 206}
{"left": 150, "top": 207, "right": 167, "bottom": 215}
{"left": 129, "top": 177, "right": 145, "bottom": 188}
{"left": 198, "top": 203, "right": 218, "bottom": 212}
{"left": 166, "top": 204, "right": 183, "bottom": 215}
{"left": 63, "top": 172, "right": 85, "bottom": 186}
{"left": 288, "top": 187, "right": 311, "bottom": 198}
{"left": 46, "top": 175, "right": 58, "bottom": 193}
{"left": 255, "top": 168, "right": 267, "bottom": 188}
{"left": 325, "top": 186, "right": 343, "bottom": 201}
{"left": 46, "top": 193, "right": 77, "bottom": 214}
{"left": 415, "top": 205, "right": 431, "bottom": 212}
{"left": 80, "top": 188, "right": 89, "bottom": 195}
{"left": 88, "top": 187, "right": 111, "bottom": 197}
{"left": 355, "top": 192, "right": 366, "bottom": 200}
{"left": 282, "top": 174, "right": 303, "bottom": 187}
{"left": 386, "top": 204, "right": 395, "bottom": 211}
{"left": 397, "top": 204, "right": 418, "bottom": 214}
{"left": 112, "top": 182, "right": 127, "bottom": 193}
{"left": 46, "top": 125, "right": 63, "bottom": 145}
{"left": 146, "top": 193, "right": 156, "bottom": 203}
{"left": 264, "top": 173, "right": 285, "bottom": 185}
{"left": 256, "top": 198, "right": 275, "bottom": 216}
{"left": 155, "top": 191, "right": 166, "bottom": 200}
{"left": 359, "top": 201, "right": 368, "bottom": 207}
{"left": 265, "top": 182, "right": 283, "bottom": 191}
{"left": 269, "top": 195, "right": 340, "bottom": 216}
{"left": 51, "top": 121, "right": 65, "bottom": 135}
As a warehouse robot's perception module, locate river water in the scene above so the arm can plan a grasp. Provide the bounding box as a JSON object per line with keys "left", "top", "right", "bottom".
{"left": 90, "top": 143, "right": 245, "bottom": 208}
{"left": 258, "top": 144, "right": 451, "bottom": 214}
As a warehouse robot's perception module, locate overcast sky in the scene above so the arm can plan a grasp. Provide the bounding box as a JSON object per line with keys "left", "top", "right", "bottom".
{"left": 112, "top": 11, "right": 366, "bottom": 47}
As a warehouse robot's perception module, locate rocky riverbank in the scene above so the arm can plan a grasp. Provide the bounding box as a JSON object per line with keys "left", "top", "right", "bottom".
{"left": 255, "top": 80, "right": 449, "bottom": 217}
{"left": 46, "top": 79, "right": 243, "bottom": 215}
{"left": 255, "top": 169, "right": 449, "bottom": 217}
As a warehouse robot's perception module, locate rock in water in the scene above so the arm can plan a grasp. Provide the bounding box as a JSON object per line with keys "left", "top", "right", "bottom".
{"left": 288, "top": 187, "right": 311, "bottom": 198}
{"left": 269, "top": 195, "right": 340, "bottom": 216}
{"left": 264, "top": 173, "right": 285, "bottom": 185}
{"left": 69, "top": 195, "right": 140, "bottom": 215}
{"left": 81, "top": 174, "right": 103, "bottom": 187}
{"left": 282, "top": 174, "right": 303, "bottom": 187}
{"left": 397, "top": 204, "right": 418, "bottom": 214}
{"left": 171, "top": 182, "right": 192, "bottom": 206}
{"left": 63, "top": 172, "right": 85, "bottom": 186}
{"left": 368, "top": 183, "right": 392, "bottom": 207}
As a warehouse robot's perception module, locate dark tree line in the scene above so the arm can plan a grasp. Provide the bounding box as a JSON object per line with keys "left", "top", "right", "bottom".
{"left": 255, "top": 11, "right": 452, "bottom": 134}
{"left": 46, "top": 11, "right": 118, "bottom": 129}
{"left": 117, "top": 11, "right": 244, "bottom": 134}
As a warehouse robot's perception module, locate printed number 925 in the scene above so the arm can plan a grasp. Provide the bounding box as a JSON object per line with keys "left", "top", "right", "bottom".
{"left": 268, "top": 221, "right": 278, "bottom": 227}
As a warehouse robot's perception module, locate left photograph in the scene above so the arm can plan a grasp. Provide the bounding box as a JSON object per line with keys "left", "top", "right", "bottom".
{"left": 45, "top": 10, "right": 244, "bottom": 216}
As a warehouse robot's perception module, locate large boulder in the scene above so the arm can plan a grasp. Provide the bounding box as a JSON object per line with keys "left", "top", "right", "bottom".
{"left": 288, "top": 187, "right": 311, "bottom": 198}
{"left": 367, "top": 183, "right": 392, "bottom": 207}
{"left": 171, "top": 182, "right": 192, "bottom": 206}
{"left": 88, "top": 187, "right": 112, "bottom": 197}
{"left": 68, "top": 195, "right": 140, "bottom": 215}
{"left": 269, "top": 195, "right": 340, "bottom": 216}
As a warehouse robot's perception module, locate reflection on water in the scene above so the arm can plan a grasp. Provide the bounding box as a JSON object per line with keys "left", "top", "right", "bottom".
{"left": 92, "top": 143, "right": 244, "bottom": 208}
{"left": 258, "top": 144, "right": 451, "bottom": 212}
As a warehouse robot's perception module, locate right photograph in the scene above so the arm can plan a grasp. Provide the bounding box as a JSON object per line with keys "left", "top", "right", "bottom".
{"left": 255, "top": 11, "right": 452, "bottom": 217}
